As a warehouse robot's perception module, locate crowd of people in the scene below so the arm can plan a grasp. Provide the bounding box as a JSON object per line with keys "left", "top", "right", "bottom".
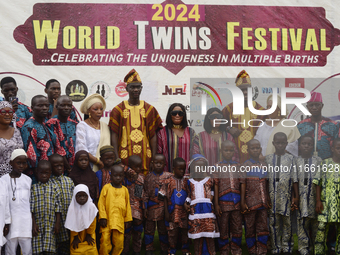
{"left": 0, "top": 69, "right": 339, "bottom": 255}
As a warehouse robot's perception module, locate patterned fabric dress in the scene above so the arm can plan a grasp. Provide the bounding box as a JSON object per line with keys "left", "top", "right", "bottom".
{"left": 295, "top": 156, "right": 322, "bottom": 255}
{"left": 30, "top": 180, "right": 62, "bottom": 254}
{"left": 313, "top": 158, "right": 340, "bottom": 255}
{"left": 109, "top": 100, "right": 162, "bottom": 174}
{"left": 157, "top": 126, "right": 199, "bottom": 173}
{"left": 297, "top": 117, "right": 339, "bottom": 159}
{"left": 161, "top": 174, "right": 189, "bottom": 254}
{"left": 185, "top": 177, "right": 219, "bottom": 255}
{"left": 265, "top": 153, "right": 297, "bottom": 254}
{"left": 143, "top": 171, "right": 171, "bottom": 252}
{"left": 243, "top": 159, "right": 269, "bottom": 255}
{"left": 197, "top": 130, "right": 239, "bottom": 165}
{"left": 48, "top": 103, "right": 79, "bottom": 122}
{"left": 222, "top": 101, "right": 265, "bottom": 163}
{"left": 15, "top": 102, "right": 32, "bottom": 129}
{"left": 21, "top": 117, "right": 65, "bottom": 172}
{"left": 46, "top": 116, "right": 78, "bottom": 166}
{"left": 0, "top": 128, "right": 23, "bottom": 177}
{"left": 214, "top": 161, "right": 243, "bottom": 255}
{"left": 123, "top": 173, "right": 145, "bottom": 253}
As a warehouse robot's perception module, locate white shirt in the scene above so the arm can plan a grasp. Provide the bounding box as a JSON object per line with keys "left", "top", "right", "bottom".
{"left": 75, "top": 121, "right": 101, "bottom": 156}
{"left": 0, "top": 178, "right": 11, "bottom": 246}
{"left": 1, "top": 174, "right": 32, "bottom": 239}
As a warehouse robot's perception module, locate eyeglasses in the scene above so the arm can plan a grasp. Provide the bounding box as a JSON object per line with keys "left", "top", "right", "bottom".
{"left": 208, "top": 113, "right": 223, "bottom": 120}
{"left": 171, "top": 111, "right": 185, "bottom": 117}
{"left": 0, "top": 109, "right": 14, "bottom": 115}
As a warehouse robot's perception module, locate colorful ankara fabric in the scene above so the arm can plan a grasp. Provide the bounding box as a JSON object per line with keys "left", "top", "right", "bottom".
{"left": 243, "top": 158, "right": 268, "bottom": 210}
{"left": 50, "top": 175, "right": 74, "bottom": 243}
{"left": 46, "top": 116, "right": 78, "bottom": 166}
{"left": 161, "top": 174, "right": 189, "bottom": 229}
{"left": 21, "top": 117, "right": 65, "bottom": 170}
{"left": 218, "top": 210, "right": 243, "bottom": 255}
{"left": 157, "top": 126, "right": 199, "bottom": 173}
{"left": 222, "top": 101, "right": 265, "bottom": 163}
{"left": 109, "top": 100, "right": 162, "bottom": 173}
{"left": 265, "top": 153, "right": 297, "bottom": 216}
{"left": 198, "top": 130, "right": 239, "bottom": 165}
{"left": 98, "top": 184, "right": 132, "bottom": 234}
{"left": 143, "top": 171, "right": 172, "bottom": 221}
{"left": 297, "top": 117, "right": 339, "bottom": 159}
{"left": 215, "top": 160, "right": 244, "bottom": 211}
{"left": 295, "top": 156, "right": 322, "bottom": 219}
{"left": 297, "top": 217, "right": 318, "bottom": 255}
{"left": 15, "top": 102, "right": 32, "bottom": 129}
{"left": 314, "top": 222, "right": 340, "bottom": 255}
{"left": 0, "top": 128, "right": 23, "bottom": 177}
{"left": 48, "top": 103, "right": 79, "bottom": 122}
{"left": 244, "top": 209, "right": 269, "bottom": 255}
{"left": 144, "top": 220, "right": 168, "bottom": 252}
{"left": 70, "top": 219, "right": 98, "bottom": 255}
{"left": 124, "top": 69, "right": 142, "bottom": 85}
{"left": 123, "top": 173, "right": 145, "bottom": 220}
{"left": 269, "top": 213, "right": 294, "bottom": 254}
{"left": 30, "top": 180, "right": 62, "bottom": 254}
{"left": 96, "top": 168, "right": 111, "bottom": 195}
{"left": 185, "top": 177, "right": 220, "bottom": 239}
{"left": 313, "top": 158, "right": 340, "bottom": 223}
{"left": 123, "top": 219, "right": 143, "bottom": 254}
{"left": 193, "top": 238, "right": 216, "bottom": 255}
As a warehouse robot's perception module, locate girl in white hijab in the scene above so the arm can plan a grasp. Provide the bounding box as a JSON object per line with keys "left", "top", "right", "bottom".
{"left": 65, "top": 184, "right": 98, "bottom": 255}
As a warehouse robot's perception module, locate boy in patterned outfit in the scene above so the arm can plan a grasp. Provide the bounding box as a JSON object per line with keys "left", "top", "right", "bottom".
{"left": 314, "top": 137, "right": 340, "bottom": 255}
{"left": 265, "top": 132, "right": 299, "bottom": 255}
{"left": 295, "top": 135, "right": 321, "bottom": 255}
{"left": 161, "top": 157, "right": 189, "bottom": 255}
{"left": 242, "top": 139, "right": 270, "bottom": 255}
{"left": 49, "top": 153, "right": 75, "bottom": 255}
{"left": 143, "top": 154, "right": 171, "bottom": 255}
{"left": 123, "top": 155, "right": 145, "bottom": 255}
{"left": 31, "top": 160, "right": 62, "bottom": 255}
{"left": 214, "top": 140, "right": 244, "bottom": 255}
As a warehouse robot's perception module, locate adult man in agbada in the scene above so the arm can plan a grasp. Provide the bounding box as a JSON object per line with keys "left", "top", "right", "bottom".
{"left": 109, "top": 69, "right": 163, "bottom": 174}
{"left": 222, "top": 70, "right": 265, "bottom": 163}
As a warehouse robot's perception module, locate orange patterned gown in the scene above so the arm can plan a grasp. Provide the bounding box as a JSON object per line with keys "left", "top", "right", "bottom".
{"left": 109, "top": 100, "right": 162, "bottom": 174}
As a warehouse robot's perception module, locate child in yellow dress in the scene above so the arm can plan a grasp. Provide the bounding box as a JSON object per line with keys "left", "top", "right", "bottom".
{"left": 65, "top": 184, "right": 98, "bottom": 255}
{"left": 98, "top": 164, "right": 133, "bottom": 255}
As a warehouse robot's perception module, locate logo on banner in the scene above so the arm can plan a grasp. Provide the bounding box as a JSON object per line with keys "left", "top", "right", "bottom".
{"left": 195, "top": 119, "right": 203, "bottom": 127}
{"left": 90, "top": 81, "right": 111, "bottom": 99}
{"left": 285, "top": 78, "right": 305, "bottom": 98}
{"left": 65, "top": 80, "right": 88, "bottom": 102}
{"left": 162, "top": 84, "right": 187, "bottom": 95}
{"left": 115, "top": 81, "right": 128, "bottom": 97}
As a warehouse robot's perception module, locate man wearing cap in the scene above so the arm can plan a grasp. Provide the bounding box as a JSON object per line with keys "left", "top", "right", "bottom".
{"left": 109, "top": 69, "right": 163, "bottom": 174}
{"left": 297, "top": 91, "right": 339, "bottom": 160}
{"left": 1, "top": 76, "right": 32, "bottom": 129}
{"left": 222, "top": 70, "right": 265, "bottom": 163}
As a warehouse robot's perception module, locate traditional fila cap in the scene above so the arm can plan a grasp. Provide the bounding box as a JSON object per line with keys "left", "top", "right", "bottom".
{"left": 10, "top": 149, "right": 27, "bottom": 161}
{"left": 124, "top": 69, "right": 142, "bottom": 85}
{"left": 235, "top": 70, "right": 251, "bottom": 88}
{"left": 308, "top": 91, "right": 323, "bottom": 103}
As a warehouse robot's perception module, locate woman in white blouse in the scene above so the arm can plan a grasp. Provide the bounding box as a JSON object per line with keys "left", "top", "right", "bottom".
{"left": 75, "top": 94, "right": 110, "bottom": 171}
